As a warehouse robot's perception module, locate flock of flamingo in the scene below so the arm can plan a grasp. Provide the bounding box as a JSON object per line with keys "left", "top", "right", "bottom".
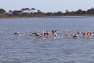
{"left": 14, "top": 29, "right": 94, "bottom": 39}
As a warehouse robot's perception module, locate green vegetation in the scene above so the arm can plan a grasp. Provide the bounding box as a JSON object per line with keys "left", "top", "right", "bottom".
{"left": 0, "top": 7, "right": 94, "bottom": 18}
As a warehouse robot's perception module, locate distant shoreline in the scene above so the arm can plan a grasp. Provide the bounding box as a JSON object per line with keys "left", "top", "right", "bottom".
{"left": 0, "top": 15, "right": 94, "bottom": 18}
{"left": 1, "top": 7, "right": 94, "bottom": 18}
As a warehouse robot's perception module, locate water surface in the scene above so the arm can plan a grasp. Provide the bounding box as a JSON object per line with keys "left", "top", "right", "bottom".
{"left": 0, "top": 16, "right": 94, "bottom": 63}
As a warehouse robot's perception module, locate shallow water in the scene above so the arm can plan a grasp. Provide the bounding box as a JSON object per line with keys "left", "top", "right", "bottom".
{"left": 0, "top": 16, "right": 94, "bottom": 63}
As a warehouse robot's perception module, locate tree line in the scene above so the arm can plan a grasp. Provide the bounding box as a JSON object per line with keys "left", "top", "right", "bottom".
{"left": 0, "top": 7, "right": 94, "bottom": 18}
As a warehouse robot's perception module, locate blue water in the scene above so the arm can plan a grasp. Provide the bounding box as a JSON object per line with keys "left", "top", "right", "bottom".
{"left": 0, "top": 16, "right": 94, "bottom": 63}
